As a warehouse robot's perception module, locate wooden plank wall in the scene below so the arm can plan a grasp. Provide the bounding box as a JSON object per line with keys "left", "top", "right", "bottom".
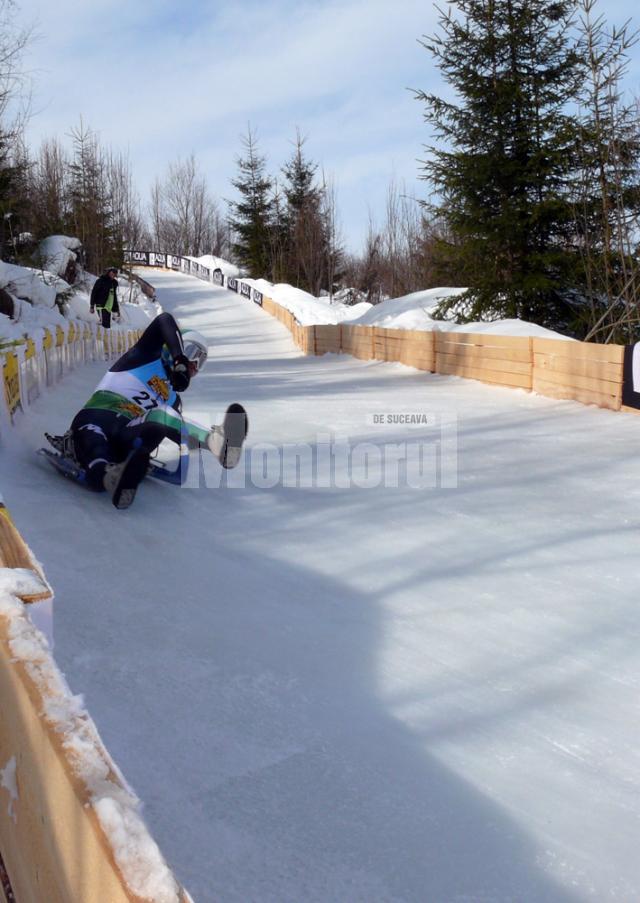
{"left": 292, "top": 324, "right": 316, "bottom": 354}
{"left": 373, "top": 328, "right": 435, "bottom": 371}
{"left": 314, "top": 325, "right": 341, "bottom": 355}
{"left": 340, "top": 325, "right": 375, "bottom": 360}
{"left": 251, "top": 290, "right": 630, "bottom": 413}
{"left": 0, "top": 619, "right": 189, "bottom": 903}
{"left": 435, "top": 332, "right": 533, "bottom": 390}
{"left": 261, "top": 298, "right": 278, "bottom": 317}
{"left": 532, "top": 338, "right": 624, "bottom": 411}
{"left": 0, "top": 503, "right": 51, "bottom": 603}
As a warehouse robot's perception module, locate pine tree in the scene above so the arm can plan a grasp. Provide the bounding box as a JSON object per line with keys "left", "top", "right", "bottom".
{"left": 228, "top": 127, "right": 274, "bottom": 277}
{"left": 67, "top": 121, "right": 120, "bottom": 272}
{"left": 3, "top": 135, "right": 33, "bottom": 260}
{"left": 281, "top": 131, "right": 327, "bottom": 294}
{"left": 417, "top": 0, "right": 582, "bottom": 326}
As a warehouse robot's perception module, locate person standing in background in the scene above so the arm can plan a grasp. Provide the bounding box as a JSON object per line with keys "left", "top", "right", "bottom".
{"left": 90, "top": 267, "right": 120, "bottom": 328}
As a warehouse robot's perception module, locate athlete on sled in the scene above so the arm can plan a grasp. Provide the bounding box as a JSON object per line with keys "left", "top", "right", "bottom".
{"left": 45, "top": 312, "right": 247, "bottom": 509}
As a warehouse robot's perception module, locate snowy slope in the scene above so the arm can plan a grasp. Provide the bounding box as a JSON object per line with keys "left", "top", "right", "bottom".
{"left": 3, "top": 270, "right": 640, "bottom": 902}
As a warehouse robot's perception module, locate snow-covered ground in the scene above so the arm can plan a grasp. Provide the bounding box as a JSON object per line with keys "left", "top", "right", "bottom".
{"left": 3, "top": 269, "right": 640, "bottom": 902}
{"left": 243, "top": 280, "right": 568, "bottom": 338}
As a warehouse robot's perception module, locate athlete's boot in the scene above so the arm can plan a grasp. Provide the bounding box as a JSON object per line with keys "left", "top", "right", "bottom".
{"left": 103, "top": 447, "right": 150, "bottom": 510}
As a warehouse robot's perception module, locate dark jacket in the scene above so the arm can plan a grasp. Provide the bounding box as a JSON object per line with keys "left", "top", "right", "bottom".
{"left": 90, "top": 274, "right": 120, "bottom": 313}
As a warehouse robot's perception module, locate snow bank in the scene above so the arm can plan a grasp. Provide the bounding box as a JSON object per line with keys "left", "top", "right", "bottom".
{"left": 0, "top": 303, "right": 65, "bottom": 344}
{"left": 0, "top": 264, "right": 156, "bottom": 347}
{"left": 436, "top": 316, "right": 571, "bottom": 339}
{"left": 238, "top": 280, "right": 568, "bottom": 339}
{"left": 0, "top": 573, "right": 182, "bottom": 903}
{"left": 0, "top": 260, "right": 61, "bottom": 310}
{"left": 186, "top": 254, "right": 240, "bottom": 280}
{"left": 352, "top": 287, "right": 463, "bottom": 328}
{"left": 243, "top": 278, "right": 373, "bottom": 325}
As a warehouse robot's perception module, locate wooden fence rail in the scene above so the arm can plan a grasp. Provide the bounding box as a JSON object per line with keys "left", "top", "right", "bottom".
{"left": 243, "top": 288, "right": 628, "bottom": 413}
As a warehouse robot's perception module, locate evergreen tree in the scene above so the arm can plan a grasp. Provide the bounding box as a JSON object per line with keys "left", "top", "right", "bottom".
{"left": 3, "top": 135, "right": 33, "bottom": 260}
{"left": 280, "top": 131, "right": 327, "bottom": 294}
{"left": 67, "top": 121, "right": 120, "bottom": 272}
{"left": 417, "top": 0, "right": 582, "bottom": 326}
{"left": 268, "top": 178, "right": 288, "bottom": 283}
{"left": 228, "top": 127, "right": 274, "bottom": 277}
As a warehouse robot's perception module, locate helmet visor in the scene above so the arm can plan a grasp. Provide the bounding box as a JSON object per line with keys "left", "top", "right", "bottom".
{"left": 183, "top": 340, "right": 208, "bottom": 373}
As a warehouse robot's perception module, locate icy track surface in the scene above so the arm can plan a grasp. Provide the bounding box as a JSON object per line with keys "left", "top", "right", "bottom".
{"left": 4, "top": 270, "right": 640, "bottom": 902}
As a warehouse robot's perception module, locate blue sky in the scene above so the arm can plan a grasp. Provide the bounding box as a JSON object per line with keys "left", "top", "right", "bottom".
{"left": 15, "top": 0, "right": 640, "bottom": 254}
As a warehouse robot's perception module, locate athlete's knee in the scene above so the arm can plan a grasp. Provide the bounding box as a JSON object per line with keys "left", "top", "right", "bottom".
{"left": 73, "top": 421, "right": 112, "bottom": 469}
{"left": 128, "top": 421, "right": 167, "bottom": 454}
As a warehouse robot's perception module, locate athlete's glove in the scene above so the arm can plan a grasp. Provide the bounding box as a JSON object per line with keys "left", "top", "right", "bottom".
{"left": 169, "top": 354, "right": 191, "bottom": 392}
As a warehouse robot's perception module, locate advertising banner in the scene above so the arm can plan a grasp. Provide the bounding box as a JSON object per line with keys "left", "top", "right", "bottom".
{"left": 125, "top": 250, "right": 150, "bottom": 266}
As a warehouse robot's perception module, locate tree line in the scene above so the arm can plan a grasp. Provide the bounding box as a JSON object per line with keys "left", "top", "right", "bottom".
{"left": 2, "top": 0, "right": 640, "bottom": 339}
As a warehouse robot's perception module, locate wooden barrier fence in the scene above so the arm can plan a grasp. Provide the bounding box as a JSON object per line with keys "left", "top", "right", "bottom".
{"left": 0, "top": 501, "right": 50, "bottom": 603}
{"left": 241, "top": 288, "right": 628, "bottom": 413}
{"left": 532, "top": 337, "right": 623, "bottom": 411}
{"left": 314, "top": 325, "right": 341, "bottom": 355}
{"left": 373, "top": 328, "right": 435, "bottom": 372}
{"left": 435, "top": 332, "right": 533, "bottom": 390}
{"left": 0, "top": 606, "right": 189, "bottom": 903}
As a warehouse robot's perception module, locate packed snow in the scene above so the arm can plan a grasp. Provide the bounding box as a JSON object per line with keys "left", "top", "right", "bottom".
{"left": 185, "top": 254, "right": 240, "bottom": 281}
{"left": 244, "top": 278, "right": 373, "bottom": 325}
{"left": 2, "top": 269, "right": 640, "bottom": 901}
{"left": 352, "top": 287, "right": 570, "bottom": 338}
{"left": 243, "top": 280, "right": 568, "bottom": 338}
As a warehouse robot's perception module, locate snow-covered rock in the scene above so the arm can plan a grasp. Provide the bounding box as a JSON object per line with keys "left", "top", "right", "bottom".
{"left": 33, "top": 235, "right": 83, "bottom": 282}
{"left": 0, "top": 260, "right": 62, "bottom": 310}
